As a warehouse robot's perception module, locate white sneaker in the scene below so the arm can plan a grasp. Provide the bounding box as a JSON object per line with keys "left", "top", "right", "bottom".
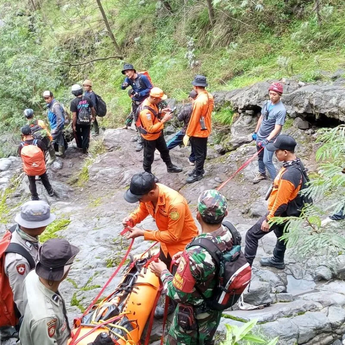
{"left": 188, "top": 159, "right": 195, "bottom": 166}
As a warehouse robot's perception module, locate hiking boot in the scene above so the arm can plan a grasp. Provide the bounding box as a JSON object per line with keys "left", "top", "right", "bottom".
{"left": 56, "top": 145, "right": 65, "bottom": 158}
{"left": 253, "top": 173, "right": 267, "bottom": 184}
{"left": 186, "top": 174, "right": 203, "bottom": 184}
{"left": 260, "top": 256, "right": 285, "bottom": 269}
{"left": 167, "top": 165, "right": 182, "bottom": 173}
{"left": 154, "top": 303, "right": 175, "bottom": 320}
{"left": 135, "top": 144, "right": 143, "bottom": 152}
{"left": 188, "top": 169, "right": 204, "bottom": 177}
{"left": 48, "top": 190, "right": 55, "bottom": 197}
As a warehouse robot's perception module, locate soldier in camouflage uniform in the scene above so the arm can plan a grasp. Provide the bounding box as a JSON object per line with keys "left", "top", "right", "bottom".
{"left": 150, "top": 189, "right": 234, "bottom": 345}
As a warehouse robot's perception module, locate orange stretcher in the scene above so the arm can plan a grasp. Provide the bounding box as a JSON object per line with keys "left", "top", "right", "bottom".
{"left": 68, "top": 253, "right": 160, "bottom": 345}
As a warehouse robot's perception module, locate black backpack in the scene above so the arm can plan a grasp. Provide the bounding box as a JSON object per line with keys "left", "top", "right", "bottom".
{"left": 94, "top": 94, "right": 107, "bottom": 117}
{"left": 186, "top": 221, "right": 252, "bottom": 311}
{"left": 77, "top": 97, "right": 92, "bottom": 126}
{"left": 134, "top": 105, "right": 161, "bottom": 135}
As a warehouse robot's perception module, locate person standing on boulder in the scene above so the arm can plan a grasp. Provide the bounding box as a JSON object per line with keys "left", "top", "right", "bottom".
{"left": 252, "top": 82, "right": 286, "bottom": 184}
{"left": 83, "top": 79, "right": 99, "bottom": 136}
{"left": 185, "top": 75, "right": 214, "bottom": 184}
{"left": 121, "top": 63, "right": 153, "bottom": 151}
{"left": 43, "top": 90, "right": 66, "bottom": 158}
{"left": 245, "top": 135, "right": 306, "bottom": 269}
{"left": 138, "top": 87, "right": 182, "bottom": 174}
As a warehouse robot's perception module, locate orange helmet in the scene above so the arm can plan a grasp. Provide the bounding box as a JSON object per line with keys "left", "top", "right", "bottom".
{"left": 150, "top": 87, "right": 167, "bottom": 100}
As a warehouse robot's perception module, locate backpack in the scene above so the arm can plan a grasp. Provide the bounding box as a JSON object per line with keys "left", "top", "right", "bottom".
{"left": 0, "top": 225, "right": 35, "bottom": 327}
{"left": 20, "top": 140, "right": 46, "bottom": 176}
{"left": 135, "top": 105, "right": 162, "bottom": 135}
{"left": 138, "top": 70, "right": 153, "bottom": 87}
{"left": 186, "top": 221, "right": 252, "bottom": 311}
{"left": 29, "top": 120, "right": 50, "bottom": 148}
{"left": 77, "top": 97, "right": 92, "bottom": 126}
{"left": 94, "top": 94, "right": 107, "bottom": 117}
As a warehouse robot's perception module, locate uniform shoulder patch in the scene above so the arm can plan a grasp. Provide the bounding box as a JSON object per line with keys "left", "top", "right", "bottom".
{"left": 47, "top": 318, "right": 57, "bottom": 338}
{"left": 146, "top": 113, "right": 152, "bottom": 120}
{"left": 16, "top": 264, "right": 26, "bottom": 275}
{"left": 169, "top": 211, "right": 180, "bottom": 221}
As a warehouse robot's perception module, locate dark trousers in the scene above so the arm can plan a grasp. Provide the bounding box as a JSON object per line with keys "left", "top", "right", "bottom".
{"left": 92, "top": 118, "right": 99, "bottom": 135}
{"left": 143, "top": 133, "right": 172, "bottom": 173}
{"left": 245, "top": 214, "right": 287, "bottom": 266}
{"left": 74, "top": 125, "right": 91, "bottom": 152}
{"left": 190, "top": 137, "right": 208, "bottom": 176}
{"left": 28, "top": 172, "right": 53, "bottom": 200}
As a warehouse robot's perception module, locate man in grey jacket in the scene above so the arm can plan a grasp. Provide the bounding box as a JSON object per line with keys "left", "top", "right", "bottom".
{"left": 0, "top": 201, "right": 55, "bottom": 345}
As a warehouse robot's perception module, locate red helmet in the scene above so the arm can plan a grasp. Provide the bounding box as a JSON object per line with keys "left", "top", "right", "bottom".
{"left": 269, "top": 82, "right": 283, "bottom": 94}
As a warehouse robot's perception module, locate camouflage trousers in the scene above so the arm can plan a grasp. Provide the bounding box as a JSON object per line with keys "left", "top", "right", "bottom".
{"left": 165, "top": 305, "right": 222, "bottom": 345}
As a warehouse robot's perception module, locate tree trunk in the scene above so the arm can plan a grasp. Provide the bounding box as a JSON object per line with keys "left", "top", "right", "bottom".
{"left": 315, "top": 0, "right": 322, "bottom": 26}
{"left": 161, "top": 0, "right": 173, "bottom": 13}
{"left": 206, "top": 0, "right": 215, "bottom": 27}
{"left": 95, "top": 0, "right": 122, "bottom": 56}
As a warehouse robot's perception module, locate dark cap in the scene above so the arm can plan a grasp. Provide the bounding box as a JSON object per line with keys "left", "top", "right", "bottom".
{"left": 192, "top": 75, "right": 208, "bottom": 87}
{"left": 21, "top": 125, "right": 32, "bottom": 136}
{"left": 266, "top": 134, "right": 297, "bottom": 152}
{"left": 124, "top": 172, "right": 156, "bottom": 203}
{"left": 15, "top": 200, "right": 56, "bottom": 229}
{"left": 189, "top": 90, "right": 198, "bottom": 99}
{"left": 197, "top": 190, "right": 227, "bottom": 224}
{"left": 122, "top": 63, "right": 136, "bottom": 75}
{"left": 36, "top": 239, "right": 79, "bottom": 281}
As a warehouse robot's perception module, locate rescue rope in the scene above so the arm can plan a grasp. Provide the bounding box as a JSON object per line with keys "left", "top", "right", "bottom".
{"left": 216, "top": 147, "right": 264, "bottom": 191}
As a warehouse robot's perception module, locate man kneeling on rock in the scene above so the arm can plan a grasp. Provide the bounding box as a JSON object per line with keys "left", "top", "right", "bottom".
{"left": 245, "top": 135, "right": 306, "bottom": 269}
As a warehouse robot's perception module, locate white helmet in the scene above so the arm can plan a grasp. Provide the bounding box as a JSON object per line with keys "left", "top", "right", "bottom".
{"left": 71, "top": 84, "right": 83, "bottom": 96}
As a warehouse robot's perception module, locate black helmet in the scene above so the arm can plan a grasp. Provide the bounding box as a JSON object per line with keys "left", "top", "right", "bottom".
{"left": 122, "top": 63, "right": 136, "bottom": 75}
{"left": 71, "top": 84, "right": 83, "bottom": 96}
{"left": 23, "top": 109, "right": 34, "bottom": 119}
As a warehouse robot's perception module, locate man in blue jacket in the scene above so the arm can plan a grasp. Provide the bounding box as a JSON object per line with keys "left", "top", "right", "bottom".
{"left": 121, "top": 63, "right": 153, "bottom": 151}
{"left": 43, "top": 90, "right": 66, "bottom": 158}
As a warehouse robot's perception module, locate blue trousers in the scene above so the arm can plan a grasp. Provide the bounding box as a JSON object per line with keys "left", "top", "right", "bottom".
{"left": 256, "top": 142, "right": 276, "bottom": 180}
{"left": 167, "top": 130, "right": 195, "bottom": 162}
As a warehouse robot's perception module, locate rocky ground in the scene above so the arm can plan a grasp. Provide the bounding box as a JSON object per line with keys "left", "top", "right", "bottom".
{"left": 1, "top": 77, "right": 345, "bottom": 344}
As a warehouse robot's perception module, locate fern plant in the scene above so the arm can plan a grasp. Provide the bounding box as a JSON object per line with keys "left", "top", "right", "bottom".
{"left": 273, "top": 125, "right": 345, "bottom": 257}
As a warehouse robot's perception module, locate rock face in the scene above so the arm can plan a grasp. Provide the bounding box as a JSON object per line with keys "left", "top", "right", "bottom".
{"left": 213, "top": 79, "right": 345, "bottom": 122}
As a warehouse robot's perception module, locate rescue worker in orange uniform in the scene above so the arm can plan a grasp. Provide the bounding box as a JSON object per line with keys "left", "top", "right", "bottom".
{"left": 138, "top": 87, "right": 182, "bottom": 174}
{"left": 185, "top": 75, "right": 214, "bottom": 184}
{"left": 122, "top": 172, "right": 198, "bottom": 268}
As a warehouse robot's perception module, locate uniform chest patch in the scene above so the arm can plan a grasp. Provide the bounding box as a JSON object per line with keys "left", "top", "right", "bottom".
{"left": 16, "top": 264, "right": 26, "bottom": 275}
{"left": 169, "top": 211, "right": 180, "bottom": 221}
{"left": 146, "top": 114, "right": 152, "bottom": 120}
{"left": 172, "top": 252, "right": 195, "bottom": 293}
{"left": 47, "top": 318, "right": 57, "bottom": 338}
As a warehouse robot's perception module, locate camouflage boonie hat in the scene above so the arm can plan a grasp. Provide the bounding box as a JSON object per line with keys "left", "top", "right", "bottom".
{"left": 197, "top": 190, "right": 227, "bottom": 223}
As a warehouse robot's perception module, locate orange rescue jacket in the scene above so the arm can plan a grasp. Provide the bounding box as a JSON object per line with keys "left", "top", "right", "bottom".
{"left": 138, "top": 99, "right": 164, "bottom": 141}
{"left": 186, "top": 90, "right": 214, "bottom": 138}
{"left": 129, "top": 184, "right": 199, "bottom": 257}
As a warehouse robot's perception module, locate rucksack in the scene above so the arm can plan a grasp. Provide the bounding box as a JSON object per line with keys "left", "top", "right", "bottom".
{"left": 20, "top": 140, "right": 46, "bottom": 176}
{"left": 186, "top": 221, "right": 252, "bottom": 311}
{"left": 138, "top": 70, "right": 153, "bottom": 86}
{"left": 135, "top": 105, "right": 162, "bottom": 135}
{"left": 29, "top": 120, "right": 50, "bottom": 148}
{"left": 0, "top": 225, "right": 35, "bottom": 327}
{"left": 297, "top": 161, "right": 313, "bottom": 206}
{"left": 77, "top": 97, "right": 92, "bottom": 126}
{"left": 94, "top": 94, "right": 107, "bottom": 117}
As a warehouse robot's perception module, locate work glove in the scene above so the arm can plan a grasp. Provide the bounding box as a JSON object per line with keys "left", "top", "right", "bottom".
{"left": 258, "top": 139, "right": 268, "bottom": 148}
{"left": 183, "top": 135, "right": 190, "bottom": 147}
{"left": 252, "top": 132, "right": 257, "bottom": 141}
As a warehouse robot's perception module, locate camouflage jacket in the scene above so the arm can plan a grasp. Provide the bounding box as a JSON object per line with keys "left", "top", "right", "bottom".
{"left": 160, "top": 225, "right": 234, "bottom": 307}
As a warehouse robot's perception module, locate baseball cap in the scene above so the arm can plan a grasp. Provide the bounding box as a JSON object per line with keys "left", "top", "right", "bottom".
{"left": 197, "top": 190, "right": 227, "bottom": 224}
{"left": 42, "top": 90, "right": 52, "bottom": 98}
{"left": 15, "top": 200, "right": 56, "bottom": 229}
{"left": 21, "top": 125, "right": 32, "bottom": 136}
{"left": 124, "top": 172, "right": 156, "bottom": 203}
{"left": 36, "top": 239, "right": 79, "bottom": 281}
{"left": 150, "top": 87, "right": 167, "bottom": 100}
{"left": 266, "top": 134, "right": 297, "bottom": 152}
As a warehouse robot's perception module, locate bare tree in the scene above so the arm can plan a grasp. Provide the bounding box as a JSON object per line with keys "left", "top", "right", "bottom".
{"left": 314, "top": 0, "right": 322, "bottom": 26}
{"left": 95, "top": 0, "right": 122, "bottom": 56}
{"left": 206, "top": 0, "right": 215, "bottom": 27}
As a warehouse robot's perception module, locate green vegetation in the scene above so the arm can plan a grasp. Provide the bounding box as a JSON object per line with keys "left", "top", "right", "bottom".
{"left": 0, "top": 0, "right": 344, "bottom": 151}
{"left": 39, "top": 218, "right": 71, "bottom": 242}
{"left": 221, "top": 319, "right": 278, "bottom": 345}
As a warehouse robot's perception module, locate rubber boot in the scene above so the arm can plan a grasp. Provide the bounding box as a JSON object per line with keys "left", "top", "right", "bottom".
{"left": 259, "top": 256, "right": 285, "bottom": 269}
{"left": 47, "top": 145, "right": 56, "bottom": 165}
{"left": 56, "top": 145, "right": 65, "bottom": 158}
